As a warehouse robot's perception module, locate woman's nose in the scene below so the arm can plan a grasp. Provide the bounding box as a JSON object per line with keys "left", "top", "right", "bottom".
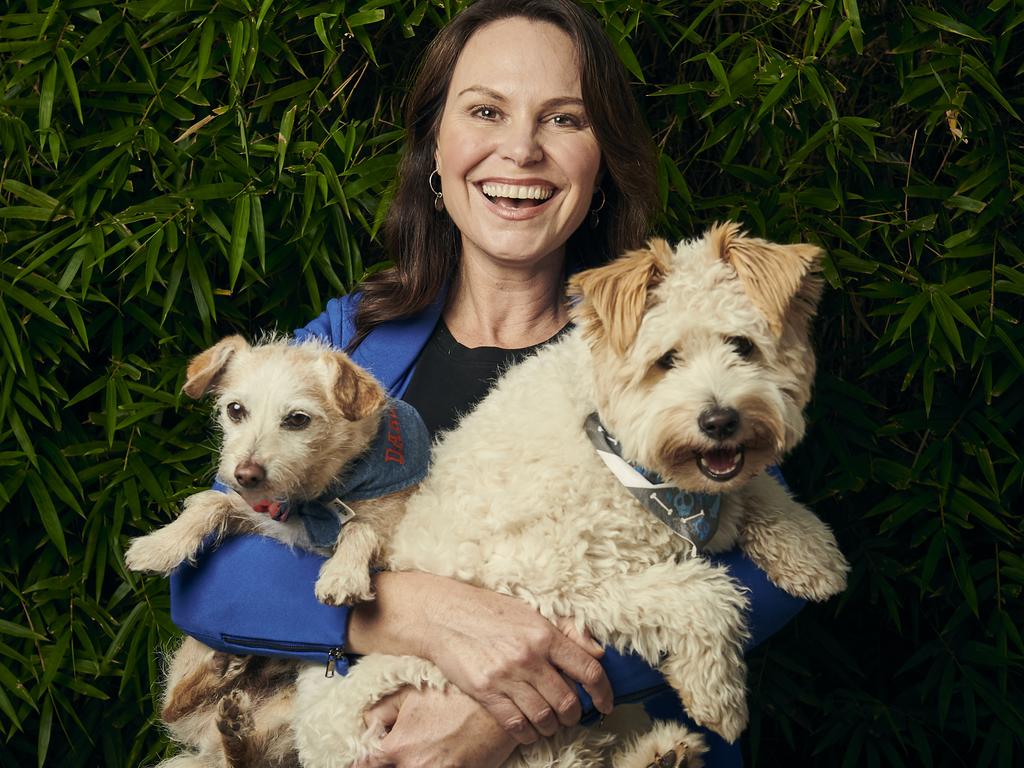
{"left": 499, "top": 119, "right": 543, "bottom": 166}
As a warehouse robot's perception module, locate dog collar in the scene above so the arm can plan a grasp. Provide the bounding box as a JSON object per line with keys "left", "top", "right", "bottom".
{"left": 584, "top": 412, "right": 720, "bottom": 557}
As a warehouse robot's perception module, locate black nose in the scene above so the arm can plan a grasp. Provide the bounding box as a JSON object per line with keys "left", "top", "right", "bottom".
{"left": 234, "top": 461, "right": 266, "bottom": 488}
{"left": 698, "top": 407, "right": 740, "bottom": 440}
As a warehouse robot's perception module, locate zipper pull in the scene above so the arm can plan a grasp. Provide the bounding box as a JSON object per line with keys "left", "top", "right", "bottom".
{"left": 324, "top": 647, "right": 345, "bottom": 678}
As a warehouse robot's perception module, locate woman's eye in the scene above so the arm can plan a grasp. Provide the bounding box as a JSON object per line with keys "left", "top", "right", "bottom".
{"left": 282, "top": 412, "right": 311, "bottom": 430}
{"left": 471, "top": 105, "right": 500, "bottom": 120}
{"left": 550, "top": 113, "right": 581, "bottom": 128}
{"left": 728, "top": 336, "right": 756, "bottom": 359}
{"left": 226, "top": 402, "right": 247, "bottom": 422}
{"left": 656, "top": 350, "right": 677, "bottom": 370}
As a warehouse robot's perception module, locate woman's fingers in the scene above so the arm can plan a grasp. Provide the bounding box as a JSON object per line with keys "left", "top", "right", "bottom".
{"left": 479, "top": 690, "right": 541, "bottom": 744}
{"left": 548, "top": 633, "right": 614, "bottom": 714}
{"left": 525, "top": 662, "right": 583, "bottom": 728}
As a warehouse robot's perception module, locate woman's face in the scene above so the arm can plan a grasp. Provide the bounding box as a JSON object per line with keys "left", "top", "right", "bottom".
{"left": 434, "top": 17, "right": 602, "bottom": 273}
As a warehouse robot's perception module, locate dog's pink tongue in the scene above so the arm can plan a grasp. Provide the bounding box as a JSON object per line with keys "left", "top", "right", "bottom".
{"left": 702, "top": 449, "right": 737, "bottom": 472}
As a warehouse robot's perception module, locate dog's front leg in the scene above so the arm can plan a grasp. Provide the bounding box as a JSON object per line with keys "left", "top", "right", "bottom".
{"left": 125, "top": 489, "right": 252, "bottom": 575}
{"left": 588, "top": 558, "right": 750, "bottom": 744}
{"left": 315, "top": 520, "right": 380, "bottom": 606}
{"left": 737, "top": 474, "right": 849, "bottom": 601}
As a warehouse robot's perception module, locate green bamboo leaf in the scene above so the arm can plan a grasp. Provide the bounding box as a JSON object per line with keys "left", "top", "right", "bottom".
{"left": 104, "top": 377, "right": 117, "bottom": 447}
{"left": 187, "top": 245, "right": 216, "bottom": 326}
{"left": 256, "top": 0, "right": 275, "bottom": 28}
{"left": 228, "top": 194, "right": 250, "bottom": 290}
{"left": 0, "top": 619, "right": 47, "bottom": 641}
{"left": 842, "top": 0, "right": 864, "bottom": 53}
{"left": 6, "top": 407, "right": 37, "bottom": 467}
{"left": 2, "top": 179, "right": 61, "bottom": 210}
{"left": 756, "top": 66, "right": 796, "bottom": 121}
{"left": 0, "top": 297, "right": 25, "bottom": 373}
{"left": 24, "top": 471, "right": 68, "bottom": 561}
{"left": 37, "top": 695, "right": 52, "bottom": 768}
{"left": 314, "top": 14, "right": 333, "bottom": 49}
{"left": 38, "top": 61, "right": 57, "bottom": 134}
{"left": 196, "top": 18, "right": 215, "bottom": 89}
{"left": 0, "top": 685, "right": 20, "bottom": 731}
{"left": 930, "top": 292, "right": 964, "bottom": 357}
{"left": 908, "top": 7, "right": 991, "bottom": 41}
{"left": 278, "top": 104, "right": 297, "bottom": 175}
{"left": 55, "top": 48, "right": 83, "bottom": 124}
{"left": 250, "top": 194, "right": 266, "bottom": 270}
{"left": 346, "top": 9, "right": 386, "bottom": 27}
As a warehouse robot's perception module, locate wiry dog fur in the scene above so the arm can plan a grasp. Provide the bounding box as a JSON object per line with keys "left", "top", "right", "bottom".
{"left": 126, "top": 336, "right": 411, "bottom": 768}
{"left": 292, "top": 224, "right": 849, "bottom": 768}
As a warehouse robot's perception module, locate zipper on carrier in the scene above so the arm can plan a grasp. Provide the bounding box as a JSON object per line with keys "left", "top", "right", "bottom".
{"left": 220, "top": 634, "right": 346, "bottom": 678}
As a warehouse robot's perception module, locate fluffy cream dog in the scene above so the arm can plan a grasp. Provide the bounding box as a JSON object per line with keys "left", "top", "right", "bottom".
{"left": 126, "top": 336, "right": 425, "bottom": 768}
{"left": 292, "top": 223, "right": 850, "bottom": 768}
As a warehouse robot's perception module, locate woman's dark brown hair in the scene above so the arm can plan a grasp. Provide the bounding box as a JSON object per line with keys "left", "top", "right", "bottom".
{"left": 351, "top": 0, "right": 658, "bottom": 349}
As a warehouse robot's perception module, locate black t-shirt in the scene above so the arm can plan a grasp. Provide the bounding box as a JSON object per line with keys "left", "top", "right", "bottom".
{"left": 403, "top": 320, "right": 569, "bottom": 441}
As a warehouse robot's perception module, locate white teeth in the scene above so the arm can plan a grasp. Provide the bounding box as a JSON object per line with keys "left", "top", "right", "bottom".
{"left": 481, "top": 182, "right": 555, "bottom": 200}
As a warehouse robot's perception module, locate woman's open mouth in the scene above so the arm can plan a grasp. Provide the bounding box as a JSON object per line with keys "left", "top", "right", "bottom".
{"left": 696, "top": 446, "right": 745, "bottom": 482}
{"left": 480, "top": 181, "right": 556, "bottom": 210}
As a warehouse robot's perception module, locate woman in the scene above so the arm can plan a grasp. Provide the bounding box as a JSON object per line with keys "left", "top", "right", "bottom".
{"left": 170, "top": 1, "right": 804, "bottom": 765}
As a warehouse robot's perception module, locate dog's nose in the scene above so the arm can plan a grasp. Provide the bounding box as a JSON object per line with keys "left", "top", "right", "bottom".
{"left": 698, "top": 407, "right": 740, "bottom": 440}
{"left": 234, "top": 461, "right": 266, "bottom": 488}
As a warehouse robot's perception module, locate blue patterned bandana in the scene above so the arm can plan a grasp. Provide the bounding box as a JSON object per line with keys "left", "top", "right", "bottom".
{"left": 584, "top": 412, "right": 721, "bottom": 557}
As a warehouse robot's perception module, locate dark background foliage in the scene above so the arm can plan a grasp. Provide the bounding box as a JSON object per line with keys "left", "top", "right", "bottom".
{"left": 1, "top": 0, "right": 1021, "bottom": 765}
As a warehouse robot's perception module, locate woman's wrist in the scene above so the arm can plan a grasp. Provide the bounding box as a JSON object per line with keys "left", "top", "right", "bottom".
{"left": 346, "top": 570, "right": 445, "bottom": 659}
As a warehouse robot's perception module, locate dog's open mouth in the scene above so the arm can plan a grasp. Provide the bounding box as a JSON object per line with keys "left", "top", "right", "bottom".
{"left": 697, "top": 447, "right": 745, "bottom": 482}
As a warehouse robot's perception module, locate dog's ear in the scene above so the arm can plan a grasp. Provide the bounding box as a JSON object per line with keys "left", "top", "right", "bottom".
{"left": 332, "top": 353, "right": 387, "bottom": 422}
{"left": 182, "top": 336, "right": 248, "bottom": 399}
{"left": 710, "top": 222, "right": 824, "bottom": 337}
{"left": 567, "top": 239, "right": 672, "bottom": 354}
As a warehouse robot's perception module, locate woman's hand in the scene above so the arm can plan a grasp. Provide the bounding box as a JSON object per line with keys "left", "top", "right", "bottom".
{"left": 348, "top": 571, "right": 614, "bottom": 745}
{"left": 356, "top": 685, "right": 517, "bottom": 768}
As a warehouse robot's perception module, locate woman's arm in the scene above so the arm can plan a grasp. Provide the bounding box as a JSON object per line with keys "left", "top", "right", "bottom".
{"left": 170, "top": 536, "right": 613, "bottom": 745}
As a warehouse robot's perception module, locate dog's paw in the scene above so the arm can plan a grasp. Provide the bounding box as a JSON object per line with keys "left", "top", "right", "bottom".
{"left": 315, "top": 568, "right": 374, "bottom": 606}
{"left": 124, "top": 533, "right": 185, "bottom": 574}
{"left": 764, "top": 539, "right": 850, "bottom": 601}
{"left": 644, "top": 745, "right": 695, "bottom": 768}
{"left": 613, "top": 721, "right": 707, "bottom": 768}
{"left": 216, "top": 689, "right": 254, "bottom": 742}
{"left": 663, "top": 649, "right": 748, "bottom": 744}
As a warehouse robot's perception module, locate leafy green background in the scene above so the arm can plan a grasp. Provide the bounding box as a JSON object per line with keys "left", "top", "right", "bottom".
{"left": 1, "top": 0, "right": 1021, "bottom": 765}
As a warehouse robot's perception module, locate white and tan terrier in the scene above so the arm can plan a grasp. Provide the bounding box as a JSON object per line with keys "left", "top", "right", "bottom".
{"left": 126, "top": 336, "right": 425, "bottom": 768}
{"left": 292, "top": 223, "right": 850, "bottom": 768}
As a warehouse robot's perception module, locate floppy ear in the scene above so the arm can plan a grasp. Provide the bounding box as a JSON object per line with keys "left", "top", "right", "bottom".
{"left": 567, "top": 239, "right": 672, "bottom": 355}
{"left": 332, "top": 352, "right": 387, "bottom": 422}
{"left": 710, "top": 222, "right": 824, "bottom": 337}
{"left": 182, "top": 336, "right": 248, "bottom": 399}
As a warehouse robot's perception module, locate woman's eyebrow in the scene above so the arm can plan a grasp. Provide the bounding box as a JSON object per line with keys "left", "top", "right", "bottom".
{"left": 455, "top": 86, "right": 585, "bottom": 111}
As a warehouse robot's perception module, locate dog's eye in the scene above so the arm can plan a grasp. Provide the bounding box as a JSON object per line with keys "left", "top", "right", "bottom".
{"left": 728, "top": 336, "right": 756, "bottom": 359}
{"left": 655, "top": 350, "right": 677, "bottom": 370}
{"left": 282, "top": 412, "right": 311, "bottom": 430}
{"left": 225, "top": 402, "right": 247, "bottom": 422}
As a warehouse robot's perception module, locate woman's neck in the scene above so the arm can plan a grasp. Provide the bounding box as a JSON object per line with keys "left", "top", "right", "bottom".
{"left": 444, "top": 254, "right": 569, "bottom": 349}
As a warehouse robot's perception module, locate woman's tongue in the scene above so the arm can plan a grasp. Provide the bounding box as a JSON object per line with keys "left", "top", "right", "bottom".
{"left": 493, "top": 196, "right": 539, "bottom": 209}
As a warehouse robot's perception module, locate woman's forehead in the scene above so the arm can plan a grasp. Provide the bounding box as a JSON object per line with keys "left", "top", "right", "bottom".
{"left": 450, "top": 18, "right": 582, "bottom": 99}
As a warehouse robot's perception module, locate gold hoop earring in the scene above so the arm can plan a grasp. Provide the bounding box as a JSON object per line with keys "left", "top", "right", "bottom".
{"left": 429, "top": 169, "right": 444, "bottom": 212}
{"left": 589, "top": 187, "right": 606, "bottom": 229}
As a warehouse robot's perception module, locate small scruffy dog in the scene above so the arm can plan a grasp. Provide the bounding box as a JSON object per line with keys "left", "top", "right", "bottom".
{"left": 126, "top": 336, "right": 425, "bottom": 768}
{"left": 292, "top": 223, "right": 850, "bottom": 768}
